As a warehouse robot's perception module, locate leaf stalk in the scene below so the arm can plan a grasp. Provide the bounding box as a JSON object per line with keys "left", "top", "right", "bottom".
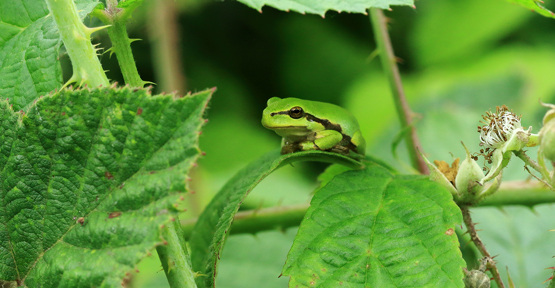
{"left": 157, "top": 218, "right": 198, "bottom": 288}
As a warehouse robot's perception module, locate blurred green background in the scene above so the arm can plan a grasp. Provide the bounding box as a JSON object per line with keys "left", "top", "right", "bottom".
{"left": 79, "top": 0, "right": 555, "bottom": 287}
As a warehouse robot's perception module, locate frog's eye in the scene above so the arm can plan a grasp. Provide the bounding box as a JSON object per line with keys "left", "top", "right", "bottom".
{"left": 289, "top": 106, "right": 304, "bottom": 119}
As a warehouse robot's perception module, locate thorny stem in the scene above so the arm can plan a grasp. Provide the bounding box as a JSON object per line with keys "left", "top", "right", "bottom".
{"left": 514, "top": 150, "right": 554, "bottom": 190}
{"left": 461, "top": 207, "right": 505, "bottom": 288}
{"left": 180, "top": 182, "right": 555, "bottom": 238}
{"left": 369, "top": 8, "right": 429, "bottom": 175}
{"left": 45, "top": 0, "right": 109, "bottom": 87}
{"left": 93, "top": 0, "right": 146, "bottom": 87}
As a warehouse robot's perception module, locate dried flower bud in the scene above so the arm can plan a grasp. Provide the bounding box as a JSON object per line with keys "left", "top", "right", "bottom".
{"left": 478, "top": 105, "right": 532, "bottom": 153}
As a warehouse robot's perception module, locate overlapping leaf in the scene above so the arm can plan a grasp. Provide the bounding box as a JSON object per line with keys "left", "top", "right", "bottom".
{"left": 235, "top": 0, "right": 414, "bottom": 16}
{"left": 0, "top": 0, "right": 100, "bottom": 111}
{"left": 189, "top": 149, "right": 365, "bottom": 288}
{"left": 0, "top": 87, "right": 212, "bottom": 287}
{"left": 504, "top": 0, "right": 555, "bottom": 19}
{"left": 283, "top": 163, "right": 465, "bottom": 287}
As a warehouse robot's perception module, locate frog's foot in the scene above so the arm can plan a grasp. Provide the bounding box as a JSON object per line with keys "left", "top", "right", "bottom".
{"left": 281, "top": 143, "right": 300, "bottom": 154}
{"left": 298, "top": 141, "right": 319, "bottom": 151}
{"left": 329, "top": 145, "right": 350, "bottom": 155}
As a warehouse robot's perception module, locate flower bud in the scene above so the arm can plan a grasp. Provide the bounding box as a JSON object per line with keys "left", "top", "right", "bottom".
{"left": 540, "top": 103, "right": 555, "bottom": 163}
{"left": 455, "top": 143, "right": 485, "bottom": 198}
{"left": 463, "top": 269, "right": 490, "bottom": 288}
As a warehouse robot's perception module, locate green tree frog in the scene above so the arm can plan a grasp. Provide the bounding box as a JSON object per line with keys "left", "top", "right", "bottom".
{"left": 261, "top": 97, "right": 366, "bottom": 159}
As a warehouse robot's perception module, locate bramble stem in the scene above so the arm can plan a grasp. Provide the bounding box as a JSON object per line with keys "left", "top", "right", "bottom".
{"left": 45, "top": 0, "right": 109, "bottom": 87}
{"left": 157, "top": 217, "right": 197, "bottom": 288}
{"left": 514, "top": 150, "right": 554, "bottom": 190}
{"left": 93, "top": 0, "right": 146, "bottom": 87}
{"left": 181, "top": 181, "right": 555, "bottom": 238}
{"left": 369, "top": 8, "right": 428, "bottom": 175}
{"left": 461, "top": 207, "right": 505, "bottom": 288}
{"left": 182, "top": 204, "right": 309, "bottom": 239}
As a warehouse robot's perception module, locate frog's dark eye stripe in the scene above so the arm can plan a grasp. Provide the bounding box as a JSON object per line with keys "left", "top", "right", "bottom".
{"left": 289, "top": 106, "right": 304, "bottom": 119}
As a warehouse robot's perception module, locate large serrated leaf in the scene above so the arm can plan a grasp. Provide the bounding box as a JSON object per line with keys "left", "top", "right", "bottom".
{"left": 189, "top": 149, "right": 365, "bottom": 288}
{"left": 0, "top": 86, "right": 212, "bottom": 287}
{"left": 235, "top": 0, "right": 413, "bottom": 16}
{"left": 282, "top": 163, "right": 465, "bottom": 287}
{"left": 0, "top": 0, "right": 100, "bottom": 111}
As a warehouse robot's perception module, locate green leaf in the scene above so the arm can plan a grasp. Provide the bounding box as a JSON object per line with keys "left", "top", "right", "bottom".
{"left": 283, "top": 163, "right": 465, "bottom": 287}
{"left": 0, "top": 0, "right": 100, "bottom": 111}
{"left": 0, "top": 86, "right": 212, "bottom": 286}
{"left": 235, "top": 0, "right": 413, "bottom": 16}
{"left": 504, "top": 0, "right": 555, "bottom": 19}
{"left": 189, "top": 149, "right": 365, "bottom": 288}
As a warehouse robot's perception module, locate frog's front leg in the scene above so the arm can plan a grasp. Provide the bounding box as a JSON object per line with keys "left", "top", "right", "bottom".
{"left": 299, "top": 130, "right": 343, "bottom": 151}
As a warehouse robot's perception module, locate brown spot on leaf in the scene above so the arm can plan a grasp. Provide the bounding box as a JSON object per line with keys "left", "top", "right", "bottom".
{"left": 105, "top": 171, "right": 114, "bottom": 180}
{"left": 61, "top": 112, "right": 66, "bottom": 116}
{"left": 137, "top": 107, "right": 143, "bottom": 115}
{"left": 445, "top": 228, "right": 454, "bottom": 236}
{"left": 108, "top": 212, "right": 122, "bottom": 218}
{"left": 77, "top": 217, "right": 85, "bottom": 225}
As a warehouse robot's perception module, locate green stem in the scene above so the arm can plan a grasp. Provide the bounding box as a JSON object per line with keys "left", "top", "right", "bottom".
{"left": 106, "top": 22, "right": 144, "bottom": 87}
{"left": 45, "top": 0, "right": 109, "bottom": 87}
{"left": 157, "top": 218, "right": 197, "bottom": 288}
{"left": 478, "top": 180, "right": 555, "bottom": 206}
{"left": 514, "top": 150, "right": 554, "bottom": 190}
{"left": 369, "top": 8, "right": 428, "bottom": 175}
{"left": 181, "top": 180, "right": 555, "bottom": 239}
{"left": 93, "top": 0, "right": 145, "bottom": 87}
{"left": 182, "top": 204, "right": 309, "bottom": 239}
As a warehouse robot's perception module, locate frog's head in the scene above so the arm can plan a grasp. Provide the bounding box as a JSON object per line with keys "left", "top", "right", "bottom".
{"left": 261, "top": 97, "right": 324, "bottom": 137}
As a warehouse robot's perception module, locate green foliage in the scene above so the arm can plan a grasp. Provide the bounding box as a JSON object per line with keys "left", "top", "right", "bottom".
{"left": 235, "top": 0, "right": 413, "bottom": 16}
{"left": 0, "top": 0, "right": 96, "bottom": 111}
{"left": 504, "top": 0, "right": 555, "bottom": 19}
{"left": 283, "top": 163, "right": 465, "bottom": 287}
{"left": 0, "top": 86, "right": 211, "bottom": 286}
{"left": 189, "top": 149, "right": 364, "bottom": 288}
